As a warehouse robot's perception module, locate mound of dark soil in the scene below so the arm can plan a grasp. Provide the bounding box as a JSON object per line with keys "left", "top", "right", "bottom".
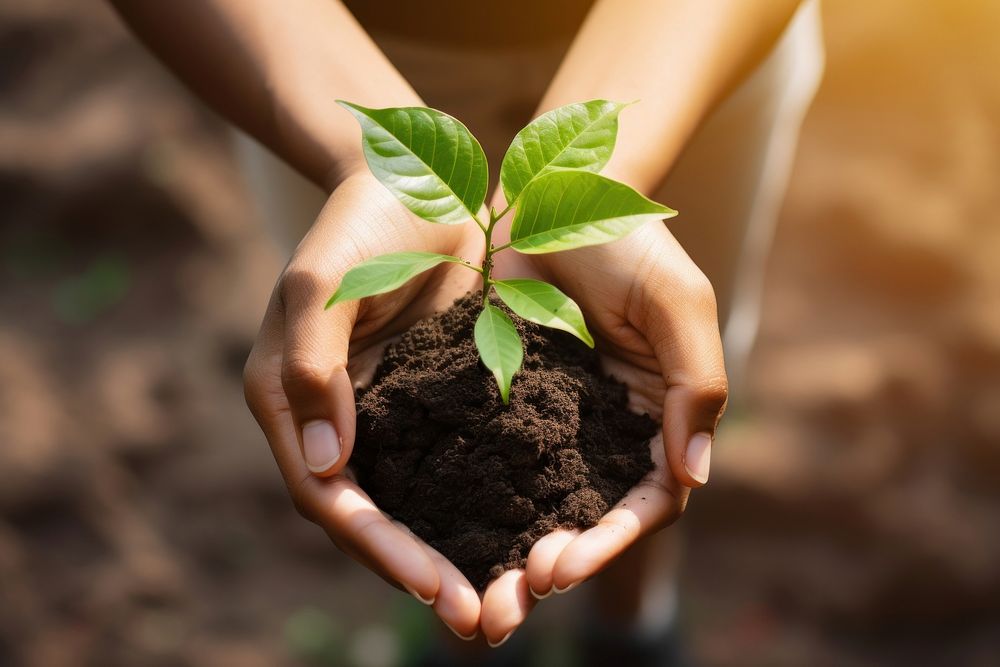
{"left": 352, "top": 292, "right": 656, "bottom": 590}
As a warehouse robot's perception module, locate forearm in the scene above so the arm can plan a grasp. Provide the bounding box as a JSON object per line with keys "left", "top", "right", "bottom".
{"left": 533, "top": 0, "right": 802, "bottom": 194}
{"left": 110, "top": 0, "right": 422, "bottom": 190}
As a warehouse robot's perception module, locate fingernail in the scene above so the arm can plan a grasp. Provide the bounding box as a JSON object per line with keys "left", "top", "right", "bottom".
{"left": 487, "top": 631, "right": 513, "bottom": 648}
{"left": 443, "top": 621, "right": 477, "bottom": 641}
{"left": 530, "top": 587, "right": 553, "bottom": 600}
{"left": 404, "top": 584, "right": 435, "bottom": 606}
{"left": 302, "top": 420, "right": 341, "bottom": 473}
{"left": 685, "top": 432, "right": 712, "bottom": 484}
{"left": 552, "top": 581, "right": 579, "bottom": 595}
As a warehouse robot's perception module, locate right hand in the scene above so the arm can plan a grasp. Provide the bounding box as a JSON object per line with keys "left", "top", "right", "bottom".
{"left": 243, "top": 170, "right": 485, "bottom": 639}
{"left": 477, "top": 216, "right": 729, "bottom": 645}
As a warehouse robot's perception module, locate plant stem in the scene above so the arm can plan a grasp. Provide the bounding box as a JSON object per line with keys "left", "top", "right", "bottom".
{"left": 478, "top": 199, "right": 518, "bottom": 304}
{"left": 481, "top": 209, "right": 498, "bottom": 306}
{"left": 493, "top": 203, "right": 513, "bottom": 221}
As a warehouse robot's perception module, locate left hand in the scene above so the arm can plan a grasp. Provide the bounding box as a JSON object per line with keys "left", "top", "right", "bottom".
{"left": 477, "top": 217, "right": 729, "bottom": 645}
{"left": 244, "top": 171, "right": 486, "bottom": 640}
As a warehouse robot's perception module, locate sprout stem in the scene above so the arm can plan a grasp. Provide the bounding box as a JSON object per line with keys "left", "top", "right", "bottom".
{"left": 481, "top": 209, "right": 499, "bottom": 306}
{"left": 493, "top": 203, "right": 513, "bottom": 221}
{"left": 479, "top": 202, "right": 516, "bottom": 296}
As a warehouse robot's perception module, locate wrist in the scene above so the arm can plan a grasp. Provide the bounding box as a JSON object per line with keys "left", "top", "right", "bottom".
{"left": 266, "top": 75, "right": 372, "bottom": 195}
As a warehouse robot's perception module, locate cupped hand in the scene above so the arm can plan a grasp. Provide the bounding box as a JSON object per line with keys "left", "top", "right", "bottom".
{"left": 243, "top": 171, "right": 485, "bottom": 639}
{"left": 478, "top": 218, "right": 729, "bottom": 645}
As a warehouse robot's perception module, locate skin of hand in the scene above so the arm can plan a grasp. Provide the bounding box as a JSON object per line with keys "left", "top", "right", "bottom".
{"left": 475, "top": 213, "right": 728, "bottom": 644}
{"left": 242, "top": 170, "right": 487, "bottom": 639}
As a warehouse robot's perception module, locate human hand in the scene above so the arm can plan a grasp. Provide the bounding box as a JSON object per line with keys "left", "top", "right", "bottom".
{"left": 243, "top": 171, "right": 486, "bottom": 639}
{"left": 478, "top": 217, "right": 729, "bottom": 645}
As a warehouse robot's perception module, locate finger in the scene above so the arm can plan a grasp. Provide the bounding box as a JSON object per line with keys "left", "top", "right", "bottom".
{"left": 313, "top": 501, "right": 430, "bottom": 602}
{"left": 480, "top": 569, "right": 536, "bottom": 648}
{"left": 525, "top": 529, "right": 578, "bottom": 599}
{"left": 246, "top": 336, "right": 439, "bottom": 602}
{"left": 244, "top": 295, "right": 306, "bottom": 481}
{"left": 646, "top": 268, "right": 729, "bottom": 488}
{"left": 279, "top": 266, "right": 358, "bottom": 477}
{"left": 392, "top": 521, "right": 481, "bottom": 640}
{"left": 662, "top": 361, "right": 728, "bottom": 488}
{"left": 552, "top": 443, "right": 688, "bottom": 591}
{"left": 551, "top": 486, "right": 686, "bottom": 592}
{"left": 301, "top": 473, "right": 441, "bottom": 604}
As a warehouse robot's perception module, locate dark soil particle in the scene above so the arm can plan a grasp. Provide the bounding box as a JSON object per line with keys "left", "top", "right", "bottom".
{"left": 352, "top": 292, "right": 657, "bottom": 590}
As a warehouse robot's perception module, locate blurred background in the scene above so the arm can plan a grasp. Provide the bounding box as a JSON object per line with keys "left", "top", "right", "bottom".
{"left": 1, "top": 1, "right": 998, "bottom": 665}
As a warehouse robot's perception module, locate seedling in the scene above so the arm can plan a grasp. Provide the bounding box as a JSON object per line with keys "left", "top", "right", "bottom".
{"left": 328, "top": 100, "right": 676, "bottom": 403}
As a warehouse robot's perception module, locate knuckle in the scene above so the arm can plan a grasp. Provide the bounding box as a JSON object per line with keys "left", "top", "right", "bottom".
{"left": 281, "top": 355, "right": 329, "bottom": 394}
{"left": 634, "top": 264, "right": 719, "bottom": 331}
{"left": 242, "top": 355, "right": 273, "bottom": 418}
{"left": 242, "top": 360, "right": 262, "bottom": 410}
{"left": 242, "top": 347, "right": 286, "bottom": 420}
{"left": 694, "top": 376, "right": 730, "bottom": 414}
{"left": 279, "top": 266, "right": 326, "bottom": 308}
{"left": 684, "top": 270, "right": 719, "bottom": 313}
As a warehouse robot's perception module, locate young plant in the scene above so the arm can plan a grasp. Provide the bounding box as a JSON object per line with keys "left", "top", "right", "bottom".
{"left": 327, "top": 100, "right": 677, "bottom": 404}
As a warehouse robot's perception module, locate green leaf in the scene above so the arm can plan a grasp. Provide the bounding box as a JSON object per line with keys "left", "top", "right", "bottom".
{"left": 493, "top": 279, "right": 594, "bottom": 348}
{"left": 474, "top": 304, "right": 523, "bottom": 404}
{"left": 326, "top": 252, "right": 465, "bottom": 307}
{"left": 509, "top": 170, "right": 677, "bottom": 254}
{"left": 337, "top": 101, "right": 488, "bottom": 224}
{"left": 500, "top": 100, "right": 626, "bottom": 204}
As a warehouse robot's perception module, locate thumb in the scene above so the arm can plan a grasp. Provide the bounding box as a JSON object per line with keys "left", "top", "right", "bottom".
{"left": 278, "top": 268, "right": 358, "bottom": 478}
{"left": 646, "top": 276, "right": 729, "bottom": 488}
{"left": 662, "top": 374, "right": 728, "bottom": 488}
